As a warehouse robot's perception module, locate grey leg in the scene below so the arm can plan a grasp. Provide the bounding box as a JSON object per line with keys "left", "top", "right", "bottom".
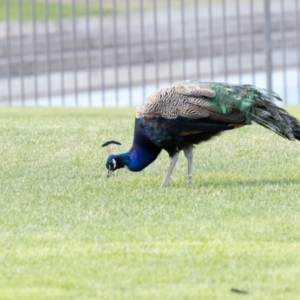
{"left": 183, "top": 147, "right": 193, "bottom": 185}
{"left": 160, "top": 152, "right": 179, "bottom": 188}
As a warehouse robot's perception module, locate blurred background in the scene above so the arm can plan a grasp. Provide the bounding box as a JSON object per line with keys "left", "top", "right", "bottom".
{"left": 0, "top": 0, "right": 299, "bottom": 107}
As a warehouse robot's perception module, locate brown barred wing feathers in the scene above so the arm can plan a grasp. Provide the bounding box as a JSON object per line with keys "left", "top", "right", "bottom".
{"left": 136, "top": 83, "right": 247, "bottom": 125}
{"left": 136, "top": 84, "right": 216, "bottom": 119}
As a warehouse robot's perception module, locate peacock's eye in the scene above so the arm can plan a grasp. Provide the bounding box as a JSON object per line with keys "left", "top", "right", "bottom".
{"left": 107, "top": 158, "right": 117, "bottom": 170}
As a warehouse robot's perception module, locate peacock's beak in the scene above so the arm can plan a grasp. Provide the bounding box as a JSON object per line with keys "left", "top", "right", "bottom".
{"left": 107, "top": 169, "right": 113, "bottom": 178}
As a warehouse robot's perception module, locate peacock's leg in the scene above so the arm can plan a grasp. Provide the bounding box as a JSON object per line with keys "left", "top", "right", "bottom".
{"left": 183, "top": 146, "right": 193, "bottom": 185}
{"left": 160, "top": 152, "right": 179, "bottom": 188}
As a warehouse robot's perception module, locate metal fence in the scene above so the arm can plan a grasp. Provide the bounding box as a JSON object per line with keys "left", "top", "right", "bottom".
{"left": 1, "top": 0, "right": 300, "bottom": 107}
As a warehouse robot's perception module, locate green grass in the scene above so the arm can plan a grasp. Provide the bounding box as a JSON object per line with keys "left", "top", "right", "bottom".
{"left": 0, "top": 0, "right": 108, "bottom": 22}
{"left": 1, "top": 107, "right": 300, "bottom": 299}
{"left": 0, "top": 0, "right": 178, "bottom": 22}
{"left": 0, "top": 0, "right": 246, "bottom": 22}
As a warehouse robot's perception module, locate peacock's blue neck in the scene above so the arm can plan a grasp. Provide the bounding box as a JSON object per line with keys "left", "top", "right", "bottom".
{"left": 126, "top": 119, "right": 162, "bottom": 172}
{"left": 127, "top": 144, "right": 161, "bottom": 171}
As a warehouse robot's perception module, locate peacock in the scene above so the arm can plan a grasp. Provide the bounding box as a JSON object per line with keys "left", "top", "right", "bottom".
{"left": 103, "top": 81, "right": 300, "bottom": 187}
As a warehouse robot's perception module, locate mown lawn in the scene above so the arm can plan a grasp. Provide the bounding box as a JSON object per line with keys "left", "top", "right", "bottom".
{"left": 0, "top": 0, "right": 183, "bottom": 22}
{"left": 0, "top": 0, "right": 107, "bottom": 22}
{"left": 1, "top": 107, "right": 300, "bottom": 299}
{"left": 0, "top": 0, "right": 245, "bottom": 22}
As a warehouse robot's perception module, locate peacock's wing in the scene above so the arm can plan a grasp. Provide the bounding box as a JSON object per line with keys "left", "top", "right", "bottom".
{"left": 136, "top": 83, "right": 251, "bottom": 147}
{"left": 135, "top": 83, "right": 247, "bottom": 124}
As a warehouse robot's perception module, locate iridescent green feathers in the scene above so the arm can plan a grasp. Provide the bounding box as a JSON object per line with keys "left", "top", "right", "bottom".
{"left": 136, "top": 81, "right": 300, "bottom": 141}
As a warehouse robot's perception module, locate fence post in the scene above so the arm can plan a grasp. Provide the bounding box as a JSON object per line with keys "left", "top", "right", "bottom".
{"left": 264, "top": 0, "right": 273, "bottom": 92}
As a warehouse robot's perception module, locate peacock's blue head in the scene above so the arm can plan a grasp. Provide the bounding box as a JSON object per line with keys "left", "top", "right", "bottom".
{"left": 105, "top": 153, "right": 129, "bottom": 178}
